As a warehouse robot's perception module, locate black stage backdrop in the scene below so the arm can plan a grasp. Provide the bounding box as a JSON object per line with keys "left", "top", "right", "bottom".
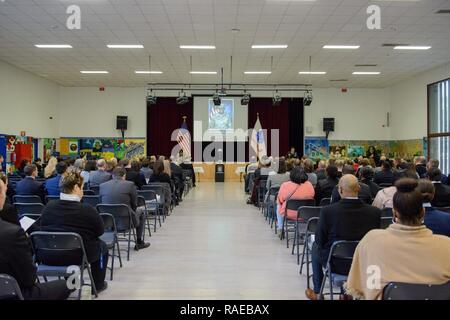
{"left": 147, "top": 97, "right": 304, "bottom": 160}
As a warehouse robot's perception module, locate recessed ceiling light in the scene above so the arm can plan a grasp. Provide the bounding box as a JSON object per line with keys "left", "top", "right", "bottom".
{"left": 190, "top": 71, "right": 217, "bottom": 74}
{"left": 35, "top": 44, "right": 72, "bottom": 48}
{"left": 180, "top": 45, "right": 216, "bottom": 49}
{"left": 252, "top": 45, "right": 288, "bottom": 49}
{"left": 135, "top": 71, "right": 163, "bottom": 74}
{"left": 394, "top": 46, "right": 431, "bottom": 50}
{"left": 107, "top": 44, "right": 144, "bottom": 49}
{"left": 352, "top": 71, "right": 381, "bottom": 75}
{"left": 323, "top": 45, "right": 360, "bottom": 49}
{"left": 80, "top": 71, "right": 109, "bottom": 74}
{"left": 244, "top": 71, "right": 272, "bottom": 75}
{"left": 299, "top": 71, "right": 327, "bottom": 75}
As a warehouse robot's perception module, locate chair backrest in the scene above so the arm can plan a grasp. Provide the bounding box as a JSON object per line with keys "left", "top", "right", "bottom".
{"left": 45, "top": 195, "right": 60, "bottom": 203}
{"left": 137, "top": 196, "right": 146, "bottom": 208}
{"left": 380, "top": 217, "right": 393, "bottom": 229}
{"left": 99, "top": 213, "right": 117, "bottom": 233}
{"left": 96, "top": 204, "right": 132, "bottom": 232}
{"left": 297, "top": 206, "right": 322, "bottom": 222}
{"left": 0, "top": 274, "right": 24, "bottom": 300}
{"left": 29, "top": 231, "right": 86, "bottom": 267}
{"left": 137, "top": 190, "right": 157, "bottom": 202}
{"left": 319, "top": 198, "right": 331, "bottom": 207}
{"left": 437, "top": 207, "right": 450, "bottom": 214}
{"left": 14, "top": 203, "right": 45, "bottom": 216}
{"left": 379, "top": 183, "right": 393, "bottom": 188}
{"left": 13, "top": 195, "right": 42, "bottom": 204}
{"left": 383, "top": 281, "right": 450, "bottom": 300}
{"left": 381, "top": 207, "right": 393, "bottom": 218}
{"left": 83, "top": 190, "right": 95, "bottom": 196}
{"left": 327, "top": 240, "right": 359, "bottom": 276}
{"left": 306, "top": 217, "right": 319, "bottom": 234}
{"left": 82, "top": 195, "right": 100, "bottom": 207}
{"left": 268, "top": 186, "right": 280, "bottom": 196}
{"left": 89, "top": 185, "right": 100, "bottom": 195}
{"left": 286, "top": 199, "right": 316, "bottom": 212}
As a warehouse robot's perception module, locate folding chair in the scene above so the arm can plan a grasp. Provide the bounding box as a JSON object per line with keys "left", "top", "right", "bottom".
{"left": 437, "top": 207, "right": 450, "bottom": 214}
{"left": 83, "top": 190, "right": 95, "bottom": 196}
{"left": 379, "top": 183, "right": 393, "bottom": 188}
{"left": 89, "top": 185, "right": 100, "bottom": 195}
{"left": 96, "top": 204, "right": 136, "bottom": 261}
{"left": 300, "top": 217, "right": 319, "bottom": 290}
{"left": 264, "top": 186, "right": 280, "bottom": 222}
{"left": 45, "top": 195, "right": 60, "bottom": 203}
{"left": 383, "top": 281, "right": 450, "bottom": 300}
{"left": 318, "top": 240, "right": 359, "bottom": 300}
{"left": 99, "top": 213, "right": 122, "bottom": 281}
{"left": 292, "top": 206, "right": 322, "bottom": 264}
{"left": 319, "top": 198, "right": 331, "bottom": 207}
{"left": 0, "top": 274, "right": 24, "bottom": 300}
{"left": 29, "top": 231, "right": 98, "bottom": 299}
{"left": 137, "top": 196, "right": 152, "bottom": 239}
{"left": 137, "top": 190, "right": 161, "bottom": 231}
{"left": 142, "top": 185, "right": 167, "bottom": 221}
{"left": 14, "top": 203, "right": 45, "bottom": 216}
{"left": 257, "top": 179, "right": 268, "bottom": 210}
{"left": 281, "top": 199, "right": 316, "bottom": 246}
{"left": 13, "top": 195, "right": 43, "bottom": 204}
{"left": 82, "top": 195, "right": 100, "bottom": 208}
{"left": 380, "top": 217, "right": 393, "bottom": 229}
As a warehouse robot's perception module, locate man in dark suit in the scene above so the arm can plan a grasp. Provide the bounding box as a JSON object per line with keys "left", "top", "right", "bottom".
{"left": 306, "top": 174, "right": 381, "bottom": 300}
{"left": 0, "top": 179, "right": 71, "bottom": 300}
{"left": 170, "top": 156, "right": 184, "bottom": 201}
{"left": 180, "top": 158, "right": 196, "bottom": 187}
{"left": 15, "top": 164, "right": 45, "bottom": 201}
{"left": 330, "top": 165, "right": 372, "bottom": 204}
{"left": 89, "top": 159, "right": 112, "bottom": 187}
{"left": 99, "top": 167, "right": 149, "bottom": 250}
{"left": 373, "top": 161, "right": 395, "bottom": 186}
{"left": 428, "top": 168, "right": 450, "bottom": 208}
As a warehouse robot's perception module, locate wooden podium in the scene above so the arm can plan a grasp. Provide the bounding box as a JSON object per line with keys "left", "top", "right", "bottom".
{"left": 215, "top": 164, "right": 225, "bottom": 182}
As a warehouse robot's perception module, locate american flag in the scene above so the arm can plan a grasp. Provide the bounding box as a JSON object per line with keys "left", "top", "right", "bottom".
{"left": 177, "top": 118, "right": 191, "bottom": 158}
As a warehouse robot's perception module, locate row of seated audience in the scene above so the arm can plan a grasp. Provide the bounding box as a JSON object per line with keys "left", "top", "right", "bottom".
{"left": 245, "top": 154, "right": 450, "bottom": 300}
{"left": 0, "top": 155, "right": 193, "bottom": 300}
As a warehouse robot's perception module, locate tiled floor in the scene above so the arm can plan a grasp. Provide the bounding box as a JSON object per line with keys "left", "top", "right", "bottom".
{"left": 99, "top": 182, "right": 308, "bottom": 300}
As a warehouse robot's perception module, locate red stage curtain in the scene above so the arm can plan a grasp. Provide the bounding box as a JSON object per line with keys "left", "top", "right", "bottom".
{"left": 147, "top": 97, "right": 193, "bottom": 157}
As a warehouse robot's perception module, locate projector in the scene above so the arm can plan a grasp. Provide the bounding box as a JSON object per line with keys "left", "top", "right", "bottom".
{"left": 212, "top": 92, "right": 221, "bottom": 106}
{"left": 304, "top": 91, "right": 313, "bottom": 106}
{"left": 146, "top": 92, "right": 157, "bottom": 105}
{"left": 272, "top": 93, "right": 282, "bottom": 106}
{"left": 241, "top": 93, "right": 251, "bottom": 105}
{"left": 176, "top": 95, "right": 189, "bottom": 105}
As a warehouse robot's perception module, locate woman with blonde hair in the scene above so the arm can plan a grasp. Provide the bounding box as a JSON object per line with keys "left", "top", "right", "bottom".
{"left": 163, "top": 159, "right": 171, "bottom": 177}
{"left": 44, "top": 156, "right": 58, "bottom": 178}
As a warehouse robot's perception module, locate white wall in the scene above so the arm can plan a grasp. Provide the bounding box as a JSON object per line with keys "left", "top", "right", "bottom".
{"left": 390, "top": 62, "right": 450, "bottom": 140}
{"left": 304, "top": 88, "right": 391, "bottom": 140}
{"left": 58, "top": 87, "right": 147, "bottom": 138}
{"left": 0, "top": 60, "right": 59, "bottom": 138}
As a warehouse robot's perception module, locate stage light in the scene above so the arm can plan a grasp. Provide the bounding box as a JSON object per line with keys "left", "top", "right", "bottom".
{"left": 146, "top": 89, "right": 157, "bottom": 105}
{"left": 241, "top": 92, "right": 251, "bottom": 105}
{"left": 273, "top": 91, "right": 282, "bottom": 106}
{"left": 212, "top": 92, "right": 221, "bottom": 106}
{"left": 304, "top": 90, "right": 313, "bottom": 106}
{"left": 176, "top": 91, "right": 189, "bottom": 105}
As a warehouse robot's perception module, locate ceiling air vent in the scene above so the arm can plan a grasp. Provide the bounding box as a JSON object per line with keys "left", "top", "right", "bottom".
{"left": 330, "top": 79, "right": 348, "bottom": 82}
{"left": 436, "top": 9, "right": 450, "bottom": 14}
{"left": 355, "top": 64, "right": 378, "bottom": 67}
{"left": 382, "top": 43, "right": 409, "bottom": 47}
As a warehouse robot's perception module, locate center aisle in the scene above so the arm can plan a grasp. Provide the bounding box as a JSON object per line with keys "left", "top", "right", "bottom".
{"left": 100, "top": 182, "right": 307, "bottom": 300}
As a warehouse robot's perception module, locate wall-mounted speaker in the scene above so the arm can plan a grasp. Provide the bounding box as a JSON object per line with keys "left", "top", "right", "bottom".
{"left": 116, "top": 116, "right": 128, "bottom": 130}
{"left": 323, "top": 118, "right": 335, "bottom": 132}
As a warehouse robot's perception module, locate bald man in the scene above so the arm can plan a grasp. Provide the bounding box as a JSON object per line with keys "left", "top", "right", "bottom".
{"left": 306, "top": 174, "right": 382, "bottom": 300}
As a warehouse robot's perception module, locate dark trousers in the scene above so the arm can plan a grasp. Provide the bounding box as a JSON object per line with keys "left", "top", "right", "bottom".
{"left": 22, "top": 280, "right": 72, "bottom": 300}
{"left": 133, "top": 209, "right": 146, "bottom": 243}
{"left": 90, "top": 241, "right": 109, "bottom": 290}
{"left": 312, "top": 242, "right": 325, "bottom": 294}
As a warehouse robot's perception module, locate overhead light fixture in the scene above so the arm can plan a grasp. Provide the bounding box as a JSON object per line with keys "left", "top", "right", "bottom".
{"left": 273, "top": 91, "right": 282, "bottom": 106}
{"left": 304, "top": 90, "right": 313, "bottom": 107}
{"left": 252, "top": 45, "right": 288, "bottom": 49}
{"left": 352, "top": 71, "right": 381, "bottom": 75}
{"left": 180, "top": 45, "right": 216, "bottom": 49}
{"left": 190, "top": 71, "right": 217, "bottom": 75}
{"left": 323, "top": 45, "right": 360, "bottom": 49}
{"left": 241, "top": 92, "right": 251, "bottom": 106}
{"left": 212, "top": 92, "right": 221, "bottom": 106}
{"left": 176, "top": 91, "right": 189, "bottom": 105}
{"left": 299, "top": 71, "right": 327, "bottom": 75}
{"left": 35, "top": 44, "right": 72, "bottom": 48}
{"left": 107, "top": 44, "right": 144, "bottom": 49}
{"left": 135, "top": 70, "right": 163, "bottom": 74}
{"left": 244, "top": 71, "right": 272, "bottom": 75}
{"left": 80, "top": 71, "right": 109, "bottom": 74}
{"left": 393, "top": 46, "right": 431, "bottom": 50}
{"left": 146, "top": 89, "right": 157, "bottom": 105}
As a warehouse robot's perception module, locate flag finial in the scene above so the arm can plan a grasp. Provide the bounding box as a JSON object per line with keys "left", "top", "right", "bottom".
{"left": 182, "top": 116, "right": 187, "bottom": 122}
{"left": 257, "top": 112, "right": 259, "bottom": 118}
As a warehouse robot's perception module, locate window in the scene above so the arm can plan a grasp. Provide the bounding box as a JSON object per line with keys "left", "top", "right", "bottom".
{"left": 428, "top": 78, "right": 450, "bottom": 175}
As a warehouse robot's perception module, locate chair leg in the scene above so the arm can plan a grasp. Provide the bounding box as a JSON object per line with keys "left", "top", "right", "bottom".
{"left": 299, "top": 236, "right": 307, "bottom": 274}
{"left": 318, "top": 268, "right": 328, "bottom": 300}
{"left": 306, "top": 244, "right": 311, "bottom": 289}
{"left": 292, "top": 222, "right": 297, "bottom": 255}
{"left": 110, "top": 244, "right": 115, "bottom": 281}
{"left": 127, "top": 230, "right": 131, "bottom": 261}
{"left": 329, "top": 270, "right": 334, "bottom": 300}
{"left": 86, "top": 264, "right": 98, "bottom": 298}
{"left": 116, "top": 236, "right": 123, "bottom": 268}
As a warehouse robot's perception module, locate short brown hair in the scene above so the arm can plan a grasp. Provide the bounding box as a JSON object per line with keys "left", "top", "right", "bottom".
{"left": 24, "top": 164, "right": 37, "bottom": 176}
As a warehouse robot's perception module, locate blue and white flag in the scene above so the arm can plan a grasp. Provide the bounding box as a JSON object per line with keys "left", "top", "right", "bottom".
{"left": 250, "top": 116, "right": 267, "bottom": 160}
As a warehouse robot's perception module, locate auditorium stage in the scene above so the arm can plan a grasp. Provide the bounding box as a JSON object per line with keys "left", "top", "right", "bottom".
{"left": 192, "top": 163, "right": 247, "bottom": 182}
